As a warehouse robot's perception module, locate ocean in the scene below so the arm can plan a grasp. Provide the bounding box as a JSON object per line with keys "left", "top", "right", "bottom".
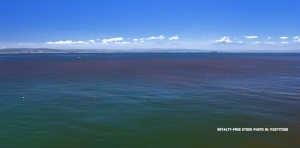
{"left": 0, "top": 53, "right": 299, "bottom": 147}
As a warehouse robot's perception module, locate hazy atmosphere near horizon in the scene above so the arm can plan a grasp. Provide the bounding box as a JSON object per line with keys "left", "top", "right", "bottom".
{"left": 0, "top": 0, "right": 299, "bottom": 52}
{"left": 1, "top": 1, "right": 300, "bottom": 148}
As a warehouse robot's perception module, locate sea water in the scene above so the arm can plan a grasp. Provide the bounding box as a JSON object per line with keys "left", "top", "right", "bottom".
{"left": 0, "top": 53, "right": 299, "bottom": 147}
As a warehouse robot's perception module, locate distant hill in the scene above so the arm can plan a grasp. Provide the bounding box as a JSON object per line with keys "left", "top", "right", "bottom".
{"left": 0, "top": 48, "right": 66, "bottom": 53}
{"left": 0, "top": 48, "right": 211, "bottom": 53}
{"left": 0, "top": 48, "right": 107, "bottom": 53}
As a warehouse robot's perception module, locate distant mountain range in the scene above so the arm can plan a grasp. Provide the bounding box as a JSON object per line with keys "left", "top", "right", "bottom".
{"left": 0, "top": 48, "right": 102, "bottom": 53}
{"left": 0, "top": 48, "right": 211, "bottom": 53}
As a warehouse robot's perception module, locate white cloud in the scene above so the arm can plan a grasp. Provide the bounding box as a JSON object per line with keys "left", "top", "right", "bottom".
{"left": 267, "top": 37, "right": 271, "bottom": 40}
{"left": 77, "top": 41, "right": 86, "bottom": 44}
{"left": 18, "top": 43, "right": 34, "bottom": 45}
{"left": 101, "top": 37, "right": 123, "bottom": 44}
{"left": 169, "top": 35, "right": 179, "bottom": 40}
{"left": 172, "top": 41, "right": 183, "bottom": 44}
{"left": 133, "top": 38, "right": 138, "bottom": 42}
{"left": 140, "top": 40, "right": 144, "bottom": 43}
{"left": 87, "top": 40, "right": 95, "bottom": 44}
{"left": 115, "top": 41, "right": 130, "bottom": 44}
{"left": 146, "top": 35, "right": 165, "bottom": 41}
{"left": 264, "top": 42, "right": 275, "bottom": 44}
{"left": 139, "top": 38, "right": 145, "bottom": 41}
{"left": 279, "top": 36, "right": 288, "bottom": 39}
{"left": 254, "top": 41, "right": 260, "bottom": 44}
{"left": 293, "top": 36, "right": 299, "bottom": 39}
{"left": 245, "top": 36, "right": 258, "bottom": 39}
{"left": 281, "top": 41, "right": 288, "bottom": 44}
{"left": 46, "top": 40, "right": 92, "bottom": 45}
{"left": 47, "top": 40, "right": 81, "bottom": 44}
{"left": 216, "top": 36, "right": 232, "bottom": 43}
{"left": 158, "top": 35, "right": 165, "bottom": 40}
{"left": 46, "top": 40, "right": 86, "bottom": 45}
{"left": 231, "top": 37, "right": 243, "bottom": 43}
{"left": 96, "top": 39, "right": 100, "bottom": 41}
{"left": 294, "top": 38, "right": 300, "bottom": 43}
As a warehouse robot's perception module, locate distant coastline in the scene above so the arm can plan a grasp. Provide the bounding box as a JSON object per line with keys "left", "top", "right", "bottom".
{"left": 1, "top": 48, "right": 300, "bottom": 54}
{"left": 0, "top": 48, "right": 212, "bottom": 54}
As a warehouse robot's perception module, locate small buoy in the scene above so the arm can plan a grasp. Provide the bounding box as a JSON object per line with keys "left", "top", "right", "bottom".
{"left": 298, "top": 88, "right": 300, "bottom": 90}
{"left": 148, "top": 97, "right": 150, "bottom": 99}
{"left": 22, "top": 96, "right": 24, "bottom": 100}
{"left": 197, "top": 94, "right": 200, "bottom": 97}
{"left": 66, "top": 97, "right": 69, "bottom": 100}
{"left": 242, "top": 91, "right": 245, "bottom": 93}
{"left": 261, "top": 90, "right": 264, "bottom": 92}
{"left": 94, "top": 98, "right": 97, "bottom": 100}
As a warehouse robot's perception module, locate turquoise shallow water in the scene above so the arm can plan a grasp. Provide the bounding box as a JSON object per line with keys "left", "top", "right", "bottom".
{"left": 0, "top": 53, "right": 299, "bottom": 147}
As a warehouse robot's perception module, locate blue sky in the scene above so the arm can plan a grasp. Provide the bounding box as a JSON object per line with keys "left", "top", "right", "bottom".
{"left": 0, "top": 0, "right": 299, "bottom": 51}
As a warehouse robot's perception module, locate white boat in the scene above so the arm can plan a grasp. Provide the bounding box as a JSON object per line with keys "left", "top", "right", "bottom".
{"left": 76, "top": 49, "right": 81, "bottom": 59}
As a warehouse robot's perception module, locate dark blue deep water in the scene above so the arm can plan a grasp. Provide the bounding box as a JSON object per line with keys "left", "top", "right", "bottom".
{"left": 0, "top": 53, "right": 299, "bottom": 147}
